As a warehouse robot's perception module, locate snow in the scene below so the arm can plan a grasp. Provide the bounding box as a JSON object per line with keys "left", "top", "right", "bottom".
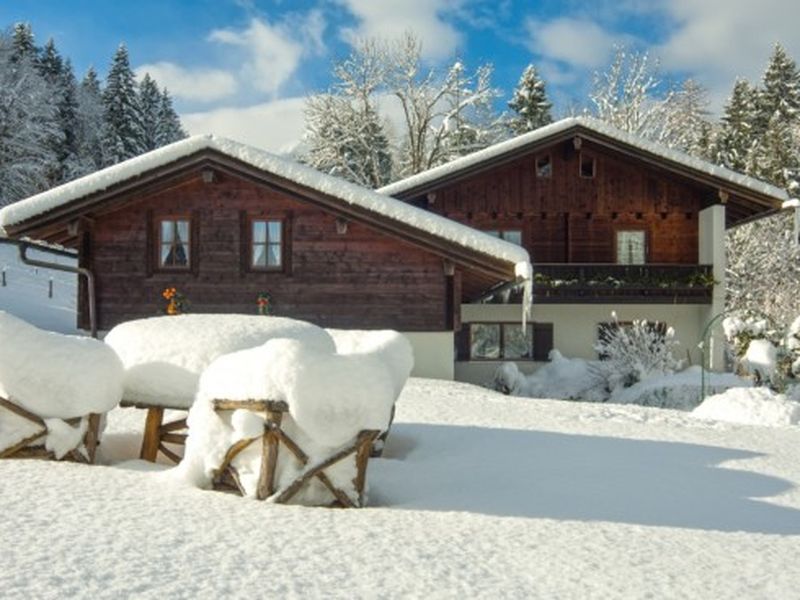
{"left": 0, "top": 242, "right": 78, "bottom": 333}
{"left": 180, "top": 338, "right": 397, "bottom": 503}
{"left": 495, "top": 352, "right": 749, "bottom": 410}
{"left": 0, "top": 134, "right": 530, "bottom": 274}
{"left": 104, "top": 314, "right": 335, "bottom": 408}
{"left": 325, "top": 328, "right": 414, "bottom": 399}
{"left": 0, "top": 311, "right": 122, "bottom": 419}
{"left": 693, "top": 386, "right": 800, "bottom": 427}
{"left": 2, "top": 377, "right": 800, "bottom": 598}
{"left": 379, "top": 116, "right": 789, "bottom": 203}
{"left": 742, "top": 338, "right": 778, "bottom": 382}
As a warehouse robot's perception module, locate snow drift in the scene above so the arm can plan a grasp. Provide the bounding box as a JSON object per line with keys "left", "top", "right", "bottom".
{"left": 692, "top": 386, "right": 800, "bottom": 427}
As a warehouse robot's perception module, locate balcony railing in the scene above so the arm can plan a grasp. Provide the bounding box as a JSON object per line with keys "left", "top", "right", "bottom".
{"left": 483, "top": 264, "right": 715, "bottom": 305}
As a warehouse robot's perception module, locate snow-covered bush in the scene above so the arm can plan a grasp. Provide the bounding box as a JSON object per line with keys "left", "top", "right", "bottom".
{"left": 723, "top": 311, "right": 800, "bottom": 390}
{"left": 592, "top": 314, "right": 682, "bottom": 393}
{"left": 493, "top": 351, "right": 606, "bottom": 401}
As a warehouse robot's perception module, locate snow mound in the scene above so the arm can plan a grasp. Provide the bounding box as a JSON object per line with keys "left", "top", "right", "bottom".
{"left": 180, "top": 338, "right": 396, "bottom": 504}
{"left": 104, "top": 314, "right": 335, "bottom": 408}
{"left": 0, "top": 311, "right": 123, "bottom": 418}
{"left": 611, "top": 367, "right": 749, "bottom": 410}
{"left": 692, "top": 387, "right": 800, "bottom": 427}
{"left": 325, "top": 329, "right": 414, "bottom": 399}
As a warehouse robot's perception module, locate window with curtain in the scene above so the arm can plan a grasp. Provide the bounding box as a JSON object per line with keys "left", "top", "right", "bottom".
{"left": 158, "top": 218, "right": 191, "bottom": 268}
{"left": 616, "top": 230, "right": 646, "bottom": 264}
{"left": 251, "top": 219, "right": 283, "bottom": 269}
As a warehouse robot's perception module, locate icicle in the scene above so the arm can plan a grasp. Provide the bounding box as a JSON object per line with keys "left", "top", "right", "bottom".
{"left": 515, "top": 261, "right": 533, "bottom": 327}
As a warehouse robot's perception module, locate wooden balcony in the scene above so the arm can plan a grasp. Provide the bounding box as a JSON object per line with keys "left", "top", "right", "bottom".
{"left": 482, "top": 264, "right": 715, "bottom": 305}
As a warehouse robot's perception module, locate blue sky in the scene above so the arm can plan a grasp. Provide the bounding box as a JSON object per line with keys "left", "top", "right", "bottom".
{"left": 2, "top": 0, "right": 798, "bottom": 151}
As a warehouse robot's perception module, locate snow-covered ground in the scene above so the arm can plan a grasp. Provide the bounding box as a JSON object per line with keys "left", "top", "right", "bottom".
{"left": 2, "top": 378, "right": 799, "bottom": 598}
{"left": 0, "top": 244, "right": 77, "bottom": 333}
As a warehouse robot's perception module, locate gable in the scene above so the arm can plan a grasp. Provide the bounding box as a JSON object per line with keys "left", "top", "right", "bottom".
{"left": 379, "top": 117, "right": 787, "bottom": 228}
{"left": 0, "top": 139, "right": 530, "bottom": 285}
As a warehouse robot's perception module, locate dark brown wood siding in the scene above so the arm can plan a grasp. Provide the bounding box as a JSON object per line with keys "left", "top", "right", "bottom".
{"left": 88, "top": 172, "right": 449, "bottom": 331}
{"left": 423, "top": 139, "right": 707, "bottom": 264}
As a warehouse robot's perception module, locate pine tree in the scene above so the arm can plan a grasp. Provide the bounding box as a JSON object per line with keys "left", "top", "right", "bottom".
{"left": 101, "top": 43, "right": 145, "bottom": 165}
{"left": 713, "top": 79, "right": 758, "bottom": 172}
{"left": 507, "top": 64, "right": 552, "bottom": 135}
{"left": 36, "top": 39, "right": 83, "bottom": 184}
{"left": 76, "top": 67, "right": 105, "bottom": 170}
{"left": 138, "top": 73, "right": 161, "bottom": 151}
{"left": 0, "top": 31, "right": 60, "bottom": 205}
{"left": 750, "top": 112, "right": 800, "bottom": 192}
{"left": 10, "top": 22, "right": 36, "bottom": 64}
{"left": 754, "top": 43, "right": 800, "bottom": 136}
{"left": 155, "top": 88, "right": 186, "bottom": 146}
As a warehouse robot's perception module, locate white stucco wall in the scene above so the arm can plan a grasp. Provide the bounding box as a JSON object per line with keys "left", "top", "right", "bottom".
{"left": 456, "top": 303, "right": 708, "bottom": 385}
{"left": 698, "top": 204, "right": 727, "bottom": 371}
{"left": 402, "top": 331, "right": 454, "bottom": 380}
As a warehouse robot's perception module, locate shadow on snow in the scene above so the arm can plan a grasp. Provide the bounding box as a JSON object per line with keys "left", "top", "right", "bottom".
{"left": 371, "top": 423, "right": 800, "bottom": 534}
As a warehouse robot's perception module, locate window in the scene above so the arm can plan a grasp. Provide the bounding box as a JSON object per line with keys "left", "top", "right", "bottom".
{"left": 485, "top": 229, "right": 523, "bottom": 246}
{"left": 158, "top": 218, "right": 191, "bottom": 269}
{"left": 470, "top": 323, "right": 533, "bottom": 360}
{"left": 251, "top": 220, "right": 283, "bottom": 269}
{"left": 536, "top": 155, "right": 552, "bottom": 178}
{"left": 616, "top": 230, "right": 646, "bottom": 264}
{"left": 579, "top": 153, "right": 595, "bottom": 178}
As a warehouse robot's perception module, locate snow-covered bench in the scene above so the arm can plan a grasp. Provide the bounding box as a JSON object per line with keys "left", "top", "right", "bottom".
{"left": 104, "top": 314, "right": 335, "bottom": 462}
{"left": 179, "top": 337, "right": 400, "bottom": 506}
{"left": 0, "top": 312, "right": 123, "bottom": 462}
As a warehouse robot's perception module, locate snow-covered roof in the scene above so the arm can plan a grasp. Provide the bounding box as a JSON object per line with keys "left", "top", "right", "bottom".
{"left": 0, "top": 135, "right": 529, "bottom": 272}
{"left": 379, "top": 116, "right": 790, "bottom": 203}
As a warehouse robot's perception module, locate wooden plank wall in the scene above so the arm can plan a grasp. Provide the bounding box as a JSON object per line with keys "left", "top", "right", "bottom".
{"left": 87, "top": 174, "right": 449, "bottom": 331}
{"left": 428, "top": 139, "right": 706, "bottom": 264}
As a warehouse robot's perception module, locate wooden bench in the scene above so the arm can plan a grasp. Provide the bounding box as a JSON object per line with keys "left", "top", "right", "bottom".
{"left": 0, "top": 396, "right": 101, "bottom": 463}
{"left": 211, "top": 399, "right": 379, "bottom": 507}
{"left": 119, "top": 400, "right": 188, "bottom": 463}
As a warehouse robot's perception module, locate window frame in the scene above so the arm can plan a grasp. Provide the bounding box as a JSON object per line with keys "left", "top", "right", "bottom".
{"left": 535, "top": 154, "right": 552, "bottom": 178}
{"left": 155, "top": 215, "right": 193, "bottom": 272}
{"left": 484, "top": 229, "right": 523, "bottom": 246}
{"left": 579, "top": 152, "right": 596, "bottom": 179}
{"left": 468, "top": 322, "right": 535, "bottom": 361}
{"left": 249, "top": 217, "right": 285, "bottom": 272}
{"left": 614, "top": 228, "right": 648, "bottom": 265}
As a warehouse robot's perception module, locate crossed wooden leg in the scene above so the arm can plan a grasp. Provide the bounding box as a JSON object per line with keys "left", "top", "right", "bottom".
{"left": 211, "top": 399, "right": 379, "bottom": 507}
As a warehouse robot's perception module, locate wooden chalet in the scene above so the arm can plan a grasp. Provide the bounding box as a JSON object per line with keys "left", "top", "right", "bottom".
{"left": 380, "top": 117, "right": 788, "bottom": 381}
{"left": 0, "top": 136, "right": 529, "bottom": 380}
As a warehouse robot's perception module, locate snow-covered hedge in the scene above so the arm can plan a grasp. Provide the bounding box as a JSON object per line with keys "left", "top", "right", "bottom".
{"left": 180, "top": 336, "right": 401, "bottom": 504}
{"left": 104, "top": 314, "right": 335, "bottom": 408}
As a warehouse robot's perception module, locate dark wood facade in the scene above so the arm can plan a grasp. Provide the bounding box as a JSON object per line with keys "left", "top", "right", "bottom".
{"left": 400, "top": 138, "right": 708, "bottom": 265}
{"left": 85, "top": 171, "right": 456, "bottom": 331}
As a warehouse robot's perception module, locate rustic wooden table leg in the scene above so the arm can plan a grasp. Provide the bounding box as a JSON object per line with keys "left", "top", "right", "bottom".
{"left": 140, "top": 406, "right": 164, "bottom": 462}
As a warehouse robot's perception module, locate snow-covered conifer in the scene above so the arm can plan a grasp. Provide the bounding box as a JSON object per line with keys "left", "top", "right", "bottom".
{"left": 507, "top": 64, "right": 552, "bottom": 135}
{"left": 76, "top": 67, "right": 105, "bottom": 170}
{"left": 713, "top": 79, "right": 758, "bottom": 172}
{"left": 101, "top": 44, "right": 145, "bottom": 165}
{"left": 155, "top": 88, "right": 186, "bottom": 146}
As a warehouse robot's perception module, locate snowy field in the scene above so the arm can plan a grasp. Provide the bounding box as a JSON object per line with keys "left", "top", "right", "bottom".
{"left": 0, "top": 244, "right": 77, "bottom": 333}
{"left": 2, "top": 378, "right": 799, "bottom": 599}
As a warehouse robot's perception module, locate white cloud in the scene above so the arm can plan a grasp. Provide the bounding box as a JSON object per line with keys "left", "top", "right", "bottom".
{"left": 181, "top": 97, "right": 308, "bottom": 155}
{"left": 135, "top": 62, "right": 238, "bottom": 102}
{"left": 653, "top": 0, "right": 800, "bottom": 109}
{"left": 209, "top": 12, "right": 326, "bottom": 98}
{"left": 335, "top": 0, "right": 463, "bottom": 61}
{"left": 525, "top": 17, "right": 621, "bottom": 69}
